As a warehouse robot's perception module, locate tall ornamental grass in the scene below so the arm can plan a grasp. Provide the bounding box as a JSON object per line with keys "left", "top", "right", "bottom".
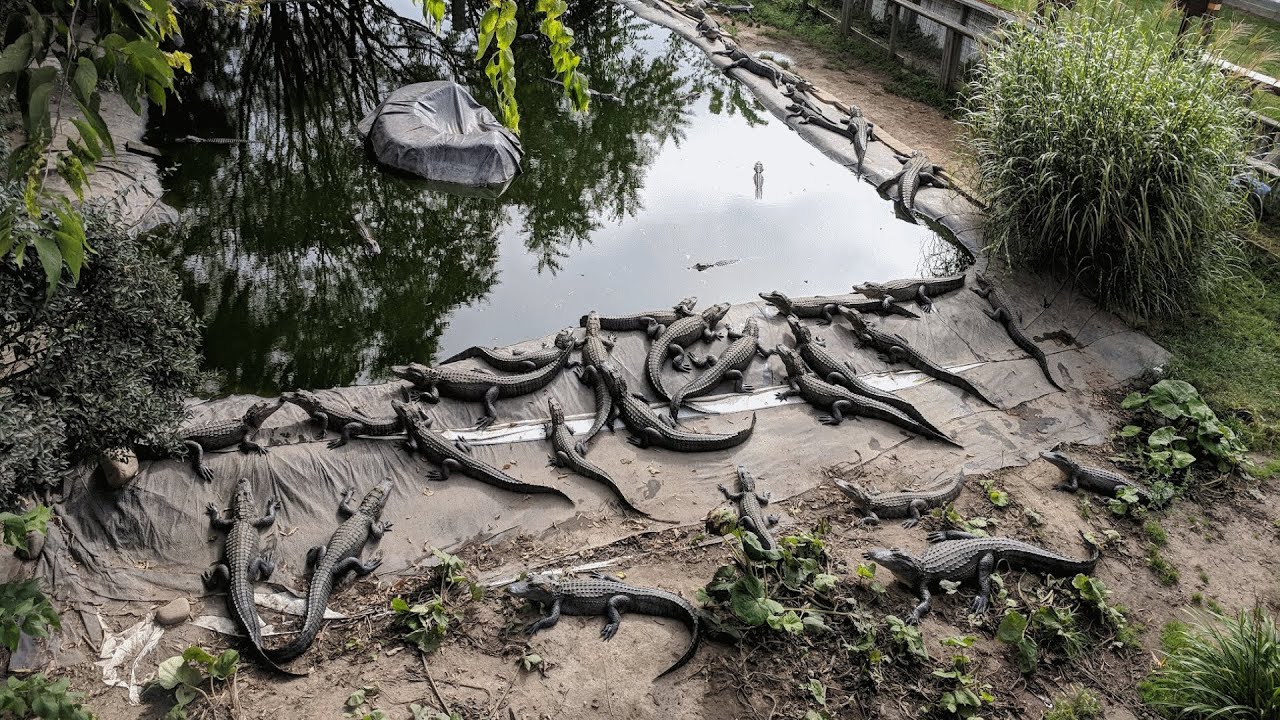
{"left": 963, "top": 1, "right": 1255, "bottom": 319}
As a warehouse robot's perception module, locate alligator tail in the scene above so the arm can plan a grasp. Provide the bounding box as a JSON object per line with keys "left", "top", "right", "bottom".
{"left": 656, "top": 614, "right": 700, "bottom": 679}
{"left": 264, "top": 565, "right": 332, "bottom": 664}
{"left": 438, "top": 346, "right": 481, "bottom": 365}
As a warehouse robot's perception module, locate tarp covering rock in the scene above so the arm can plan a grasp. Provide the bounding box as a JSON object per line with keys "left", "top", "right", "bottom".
{"left": 357, "top": 81, "right": 523, "bottom": 193}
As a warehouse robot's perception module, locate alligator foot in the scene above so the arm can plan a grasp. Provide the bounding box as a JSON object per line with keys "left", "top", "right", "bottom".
{"left": 817, "top": 414, "right": 842, "bottom": 426}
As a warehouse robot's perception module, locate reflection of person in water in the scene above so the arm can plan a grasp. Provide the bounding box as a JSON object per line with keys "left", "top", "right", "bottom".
{"left": 753, "top": 161, "right": 764, "bottom": 200}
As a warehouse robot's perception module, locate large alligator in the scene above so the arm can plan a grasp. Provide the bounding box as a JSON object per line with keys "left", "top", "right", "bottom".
{"left": 786, "top": 315, "right": 946, "bottom": 438}
{"left": 714, "top": 42, "right": 799, "bottom": 88}
{"left": 546, "top": 399, "right": 651, "bottom": 517}
{"left": 582, "top": 297, "right": 697, "bottom": 339}
{"left": 266, "top": 479, "right": 392, "bottom": 663}
{"left": 146, "top": 399, "right": 284, "bottom": 482}
{"left": 864, "top": 530, "right": 1100, "bottom": 623}
{"left": 439, "top": 337, "right": 574, "bottom": 372}
{"left": 281, "top": 390, "right": 402, "bottom": 449}
{"left": 842, "top": 105, "right": 876, "bottom": 173}
{"left": 834, "top": 471, "right": 965, "bottom": 528}
{"left": 668, "top": 317, "right": 770, "bottom": 420}
{"left": 507, "top": 573, "right": 700, "bottom": 679}
{"left": 875, "top": 150, "right": 948, "bottom": 213}
{"left": 644, "top": 302, "right": 731, "bottom": 402}
{"left": 391, "top": 328, "right": 577, "bottom": 429}
{"left": 856, "top": 273, "right": 966, "bottom": 314}
{"left": 972, "top": 274, "right": 1065, "bottom": 391}
{"left": 774, "top": 346, "right": 960, "bottom": 446}
{"left": 718, "top": 466, "right": 777, "bottom": 550}
{"left": 601, "top": 364, "right": 756, "bottom": 452}
{"left": 575, "top": 311, "right": 616, "bottom": 452}
{"left": 396, "top": 400, "right": 572, "bottom": 502}
{"left": 203, "top": 478, "right": 301, "bottom": 674}
{"left": 1041, "top": 451, "right": 1150, "bottom": 503}
{"left": 839, "top": 307, "right": 998, "bottom": 408}
{"left": 759, "top": 290, "right": 919, "bottom": 324}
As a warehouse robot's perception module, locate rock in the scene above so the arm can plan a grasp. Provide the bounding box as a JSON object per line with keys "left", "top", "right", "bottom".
{"left": 100, "top": 449, "right": 139, "bottom": 489}
{"left": 156, "top": 598, "right": 190, "bottom": 626}
{"left": 14, "top": 530, "right": 45, "bottom": 561}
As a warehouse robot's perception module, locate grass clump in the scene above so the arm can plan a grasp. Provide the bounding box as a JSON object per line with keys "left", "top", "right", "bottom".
{"left": 1147, "top": 547, "right": 1181, "bottom": 586}
{"left": 1144, "top": 520, "right": 1168, "bottom": 547}
{"left": 1142, "top": 608, "right": 1280, "bottom": 719}
{"left": 1045, "top": 687, "right": 1103, "bottom": 720}
{"left": 962, "top": 0, "right": 1254, "bottom": 320}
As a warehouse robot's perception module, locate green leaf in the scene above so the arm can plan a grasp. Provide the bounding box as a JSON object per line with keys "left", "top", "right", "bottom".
{"left": 812, "top": 573, "right": 838, "bottom": 592}
{"left": 987, "top": 489, "right": 1009, "bottom": 507}
{"left": 390, "top": 597, "right": 410, "bottom": 612}
{"left": 1015, "top": 636, "right": 1038, "bottom": 674}
{"left": 1147, "top": 426, "right": 1183, "bottom": 447}
{"left": 72, "top": 56, "right": 97, "bottom": 106}
{"left": 0, "top": 32, "right": 34, "bottom": 78}
{"left": 208, "top": 650, "right": 239, "bottom": 680}
{"left": 1120, "top": 392, "right": 1147, "bottom": 409}
{"left": 995, "top": 610, "right": 1028, "bottom": 643}
{"left": 25, "top": 66, "right": 57, "bottom": 140}
{"left": 156, "top": 656, "right": 199, "bottom": 690}
{"left": 32, "top": 234, "right": 62, "bottom": 297}
{"left": 807, "top": 678, "right": 826, "bottom": 706}
{"left": 1170, "top": 449, "right": 1196, "bottom": 469}
{"left": 181, "top": 646, "right": 216, "bottom": 666}
{"left": 741, "top": 531, "right": 781, "bottom": 562}
{"left": 1119, "top": 424, "right": 1142, "bottom": 437}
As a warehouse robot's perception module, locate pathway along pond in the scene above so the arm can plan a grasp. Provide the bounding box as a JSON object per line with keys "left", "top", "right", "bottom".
{"left": 147, "top": 0, "right": 968, "bottom": 397}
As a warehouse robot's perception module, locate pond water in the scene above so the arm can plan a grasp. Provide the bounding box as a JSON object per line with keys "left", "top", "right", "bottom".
{"left": 148, "top": 0, "right": 967, "bottom": 397}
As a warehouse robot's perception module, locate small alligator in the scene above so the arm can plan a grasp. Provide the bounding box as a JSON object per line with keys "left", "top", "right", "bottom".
{"left": 540, "top": 77, "right": 622, "bottom": 103}
{"left": 714, "top": 43, "right": 799, "bottom": 88}
{"left": 669, "top": 317, "right": 770, "bottom": 420}
{"left": 391, "top": 328, "right": 577, "bottom": 429}
{"left": 574, "top": 311, "right": 616, "bottom": 452}
{"left": 787, "top": 104, "right": 861, "bottom": 146}
{"left": 644, "top": 302, "right": 731, "bottom": 402}
{"left": 396, "top": 400, "right": 572, "bottom": 502}
{"left": 352, "top": 212, "right": 380, "bottom": 257}
{"left": 972, "top": 274, "right": 1065, "bottom": 391}
{"left": 839, "top": 307, "right": 998, "bottom": 408}
{"left": 696, "top": 16, "right": 729, "bottom": 42}
{"left": 781, "top": 84, "right": 829, "bottom": 121}
{"left": 856, "top": 273, "right": 966, "bottom": 314}
{"left": 507, "top": 573, "right": 700, "bottom": 679}
{"left": 875, "top": 150, "right": 948, "bottom": 213}
{"left": 601, "top": 363, "right": 756, "bottom": 452}
{"left": 708, "top": 0, "right": 754, "bottom": 14}
{"left": 753, "top": 161, "right": 763, "bottom": 200}
{"left": 150, "top": 399, "right": 284, "bottom": 482}
{"left": 582, "top": 296, "right": 697, "bottom": 339}
{"left": 834, "top": 471, "right": 965, "bottom": 528}
{"left": 1041, "top": 451, "right": 1150, "bottom": 503}
{"left": 775, "top": 346, "right": 960, "bottom": 446}
{"left": 546, "top": 399, "right": 650, "bottom": 517}
{"left": 439, "top": 336, "right": 574, "bottom": 372}
{"left": 759, "top": 289, "right": 919, "bottom": 324}
{"left": 842, "top": 105, "right": 876, "bottom": 173}
{"left": 786, "top": 315, "right": 946, "bottom": 438}
{"left": 718, "top": 466, "right": 777, "bottom": 550}
{"left": 864, "top": 530, "right": 1099, "bottom": 623}
{"left": 266, "top": 479, "right": 392, "bottom": 663}
{"left": 281, "top": 390, "right": 402, "bottom": 449}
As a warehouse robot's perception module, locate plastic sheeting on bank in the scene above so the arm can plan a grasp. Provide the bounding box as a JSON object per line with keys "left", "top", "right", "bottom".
{"left": 357, "top": 81, "right": 523, "bottom": 195}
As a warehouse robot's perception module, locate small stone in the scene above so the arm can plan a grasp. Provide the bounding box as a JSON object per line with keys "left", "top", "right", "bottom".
{"left": 156, "top": 598, "right": 190, "bottom": 626}
{"left": 14, "top": 530, "right": 44, "bottom": 561}
{"left": 100, "top": 449, "right": 139, "bottom": 489}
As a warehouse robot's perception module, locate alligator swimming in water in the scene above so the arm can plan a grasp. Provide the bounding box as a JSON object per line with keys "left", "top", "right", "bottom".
{"left": 267, "top": 479, "right": 392, "bottom": 663}
{"left": 144, "top": 399, "right": 284, "bottom": 482}
{"left": 856, "top": 274, "right": 966, "bottom": 314}
{"left": 669, "top": 317, "right": 770, "bottom": 420}
{"left": 1041, "top": 451, "right": 1150, "bottom": 503}
{"left": 719, "top": 466, "right": 778, "bottom": 550}
{"left": 281, "top": 390, "right": 402, "bottom": 449}
{"left": 392, "top": 328, "right": 577, "bottom": 429}
{"left": 759, "top": 289, "right": 919, "bottom": 324}
{"left": 546, "top": 399, "right": 651, "bottom": 517}
{"left": 834, "top": 471, "right": 965, "bottom": 528}
{"left": 508, "top": 573, "right": 700, "bottom": 679}
{"left": 972, "top": 274, "right": 1065, "bottom": 391}
{"left": 839, "top": 307, "right": 998, "bottom": 408}
{"left": 644, "top": 302, "right": 731, "bottom": 402}
{"left": 876, "top": 150, "right": 948, "bottom": 213}
{"left": 601, "top": 363, "right": 756, "bottom": 452}
{"left": 864, "top": 530, "right": 1099, "bottom": 623}
{"left": 582, "top": 297, "right": 698, "bottom": 339}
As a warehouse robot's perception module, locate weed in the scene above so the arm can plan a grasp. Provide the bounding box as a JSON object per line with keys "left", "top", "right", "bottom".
{"left": 935, "top": 504, "right": 997, "bottom": 536}
{"left": 391, "top": 548, "right": 482, "bottom": 654}
{"left": 410, "top": 705, "right": 460, "bottom": 720}
{"left": 344, "top": 686, "right": 386, "bottom": 720}
{"left": 1071, "top": 575, "right": 1137, "bottom": 648}
{"left": 1207, "top": 597, "right": 1224, "bottom": 614}
{"left": 804, "top": 678, "right": 831, "bottom": 720}
{"left": 154, "top": 646, "right": 240, "bottom": 719}
{"left": 1045, "top": 687, "right": 1103, "bottom": 719}
{"left": 885, "top": 614, "right": 929, "bottom": 662}
{"left": 1121, "top": 380, "right": 1248, "bottom": 480}
{"left": 1147, "top": 547, "right": 1181, "bottom": 586}
{"left": 977, "top": 477, "right": 1010, "bottom": 509}
{"left": 1197, "top": 567, "right": 1210, "bottom": 584}
{"left": 1191, "top": 593, "right": 1204, "bottom": 606}
{"left": 0, "top": 675, "right": 93, "bottom": 720}
{"left": 930, "top": 653, "right": 995, "bottom": 717}
{"left": 1143, "top": 520, "right": 1168, "bottom": 547}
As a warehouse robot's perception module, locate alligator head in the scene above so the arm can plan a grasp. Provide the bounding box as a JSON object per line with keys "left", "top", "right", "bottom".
{"left": 583, "top": 311, "right": 602, "bottom": 333}
{"left": 735, "top": 465, "right": 756, "bottom": 491}
{"left": 598, "top": 362, "right": 628, "bottom": 397}
{"left": 358, "top": 478, "right": 393, "bottom": 515}
{"left": 833, "top": 479, "right": 872, "bottom": 507}
{"left": 703, "top": 302, "right": 732, "bottom": 327}
{"left": 391, "top": 399, "right": 431, "bottom": 428}
{"left": 1039, "top": 450, "right": 1073, "bottom": 472}
{"left": 862, "top": 548, "right": 923, "bottom": 586}
{"left": 675, "top": 296, "right": 699, "bottom": 316}
{"left": 280, "top": 389, "right": 321, "bottom": 413}
{"left": 839, "top": 306, "right": 869, "bottom": 333}
{"left": 231, "top": 477, "right": 257, "bottom": 520}
{"left": 547, "top": 398, "right": 566, "bottom": 426}
{"left": 758, "top": 291, "right": 792, "bottom": 314}
{"left": 773, "top": 345, "right": 807, "bottom": 381}
{"left": 784, "top": 314, "right": 811, "bottom": 345}
{"left": 390, "top": 362, "right": 439, "bottom": 387}
{"left": 847, "top": 104, "right": 864, "bottom": 118}
{"left": 243, "top": 398, "right": 285, "bottom": 430}
{"left": 553, "top": 328, "right": 576, "bottom": 350}
{"left": 740, "top": 316, "right": 760, "bottom": 337}
{"left": 507, "top": 575, "right": 558, "bottom": 604}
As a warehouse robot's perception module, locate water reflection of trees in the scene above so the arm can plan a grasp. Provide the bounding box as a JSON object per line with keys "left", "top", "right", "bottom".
{"left": 152, "top": 0, "right": 763, "bottom": 394}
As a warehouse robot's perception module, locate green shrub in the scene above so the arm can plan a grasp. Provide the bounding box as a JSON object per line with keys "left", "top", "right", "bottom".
{"left": 1045, "top": 688, "right": 1102, "bottom": 720}
{"left": 1120, "top": 380, "right": 1248, "bottom": 480}
{"left": 1142, "top": 609, "right": 1280, "bottom": 719}
{"left": 962, "top": 0, "right": 1253, "bottom": 319}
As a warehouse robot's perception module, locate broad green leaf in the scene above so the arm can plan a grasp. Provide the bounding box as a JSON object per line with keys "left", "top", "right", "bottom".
{"left": 1119, "top": 424, "right": 1142, "bottom": 437}
{"left": 32, "top": 234, "right": 62, "bottom": 296}
{"left": 995, "top": 610, "right": 1028, "bottom": 643}
{"left": 72, "top": 56, "right": 97, "bottom": 106}
{"left": 1120, "top": 392, "right": 1147, "bottom": 409}
{"left": 812, "top": 573, "right": 838, "bottom": 592}
{"left": 1015, "top": 636, "right": 1038, "bottom": 673}
{"left": 1147, "top": 426, "right": 1183, "bottom": 447}
{"left": 25, "top": 66, "right": 57, "bottom": 140}
{"left": 156, "top": 656, "right": 198, "bottom": 690}
{"left": 1170, "top": 449, "right": 1196, "bottom": 469}
{"left": 0, "top": 32, "right": 34, "bottom": 78}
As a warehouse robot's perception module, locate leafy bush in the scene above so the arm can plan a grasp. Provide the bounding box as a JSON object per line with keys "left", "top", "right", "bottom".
{"left": 963, "top": 0, "right": 1253, "bottom": 319}
{"left": 1120, "top": 380, "right": 1248, "bottom": 479}
{"left": 1, "top": 188, "right": 203, "bottom": 506}
{"left": 391, "top": 548, "right": 481, "bottom": 654}
{"left": 1142, "top": 609, "right": 1280, "bottom": 719}
{"left": 154, "top": 646, "right": 239, "bottom": 720}
{"left": 0, "top": 675, "right": 93, "bottom": 720}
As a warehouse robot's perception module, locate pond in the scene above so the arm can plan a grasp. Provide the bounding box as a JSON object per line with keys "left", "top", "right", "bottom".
{"left": 148, "top": 0, "right": 967, "bottom": 397}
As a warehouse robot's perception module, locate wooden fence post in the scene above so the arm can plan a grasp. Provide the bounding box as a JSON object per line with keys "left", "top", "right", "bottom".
{"left": 841, "top": 0, "right": 854, "bottom": 35}
{"left": 887, "top": 1, "right": 900, "bottom": 58}
{"left": 939, "top": 4, "right": 971, "bottom": 90}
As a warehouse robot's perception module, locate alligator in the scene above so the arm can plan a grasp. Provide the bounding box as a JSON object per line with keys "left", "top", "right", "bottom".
{"left": 644, "top": 302, "right": 731, "bottom": 402}
{"left": 759, "top": 290, "right": 919, "bottom": 324}
{"left": 842, "top": 105, "right": 875, "bottom": 173}
{"left": 708, "top": 0, "right": 754, "bottom": 14}
{"left": 601, "top": 363, "right": 756, "bottom": 452}
{"left": 774, "top": 346, "right": 960, "bottom": 446}
{"left": 266, "top": 479, "right": 392, "bottom": 663}
{"left": 581, "top": 296, "right": 698, "bottom": 339}
{"left": 696, "top": 16, "right": 729, "bottom": 42}
{"left": 574, "top": 311, "right": 616, "bottom": 453}
{"left": 391, "top": 328, "right": 577, "bottom": 429}
{"left": 545, "top": 399, "right": 650, "bottom": 517}
{"left": 856, "top": 273, "right": 966, "bottom": 314}
{"left": 787, "top": 104, "right": 861, "bottom": 146}
{"left": 439, "top": 336, "right": 574, "bottom": 373}
{"left": 540, "top": 77, "right": 622, "bottom": 103}
{"left": 1041, "top": 451, "right": 1150, "bottom": 503}
{"left": 786, "top": 315, "right": 946, "bottom": 437}
{"left": 395, "top": 400, "right": 572, "bottom": 502}
{"left": 281, "top": 390, "right": 403, "bottom": 449}
{"left": 714, "top": 43, "right": 800, "bottom": 88}
{"left": 864, "top": 530, "right": 1100, "bottom": 623}
{"left": 203, "top": 478, "right": 301, "bottom": 673}
{"left": 753, "top": 161, "right": 763, "bottom": 200}
{"left": 668, "top": 317, "right": 770, "bottom": 420}
{"left": 834, "top": 471, "right": 965, "bottom": 528}
{"left": 147, "top": 399, "right": 284, "bottom": 482}
{"left": 875, "top": 150, "right": 948, "bottom": 213}
{"left": 507, "top": 573, "right": 700, "bottom": 679}
{"left": 781, "top": 83, "right": 829, "bottom": 121}
{"left": 972, "top": 274, "right": 1065, "bottom": 391}
{"left": 839, "top": 307, "right": 998, "bottom": 408}
{"left": 718, "top": 466, "right": 778, "bottom": 550}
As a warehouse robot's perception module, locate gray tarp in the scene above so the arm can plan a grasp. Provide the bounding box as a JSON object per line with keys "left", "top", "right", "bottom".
{"left": 357, "top": 81, "right": 523, "bottom": 193}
